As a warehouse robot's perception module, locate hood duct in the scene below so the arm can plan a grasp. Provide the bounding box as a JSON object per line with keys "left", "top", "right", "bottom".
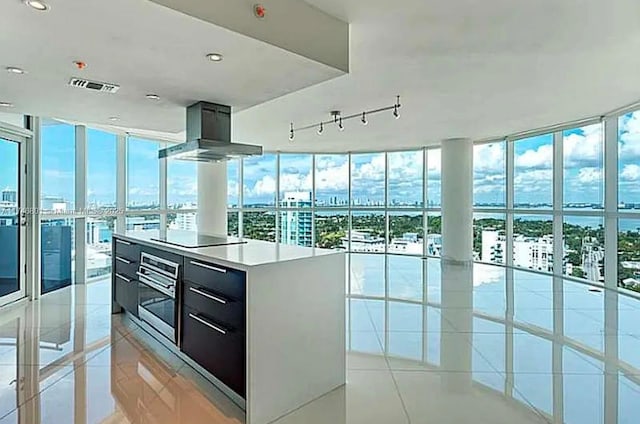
{"left": 159, "top": 102, "right": 262, "bottom": 162}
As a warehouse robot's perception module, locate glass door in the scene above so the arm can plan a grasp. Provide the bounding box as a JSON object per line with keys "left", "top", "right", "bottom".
{"left": 0, "top": 137, "right": 25, "bottom": 305}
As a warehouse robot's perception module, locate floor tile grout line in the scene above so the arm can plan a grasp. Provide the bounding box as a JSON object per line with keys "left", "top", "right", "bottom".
{"left": 385, "top": 367, "right": 413, "bottom": 424}
{"left": 371, "top": 304, "right": 554, "bottom": 424}
{"left": 358, "top": 300, "right": 413, "bottom": 423}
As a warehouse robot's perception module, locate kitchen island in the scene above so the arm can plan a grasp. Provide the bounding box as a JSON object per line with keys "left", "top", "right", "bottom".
{"left": 111, "top": 230, "right": 346, "bottom": 424}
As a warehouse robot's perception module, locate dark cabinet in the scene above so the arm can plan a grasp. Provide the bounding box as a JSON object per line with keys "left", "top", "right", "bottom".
{"left": 181, "top": 305, "right": 246, "bottom": 397}
{"left": 113, "top": 267, "right": 138, "bottom": 317}
{"left": 184, "top": 258, "right": 246, "bottom": 300}
{"left": 112, "top": 237, "right": 140, "bottom": 317}
{"left": 182, "top": 256, "right": 247, "bottom": 398}
{"left": 183, "top": 280, "right": 245, "bottom": 331}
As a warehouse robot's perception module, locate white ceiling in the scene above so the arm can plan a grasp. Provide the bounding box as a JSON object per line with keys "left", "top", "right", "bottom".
{"left": 2, "top": 0, "right": 640, "bottom": 152}
{"left": 0, "top": 0, "right": 345, "bottom": 134}
{"left": 234, "top": 0, "right": 640, "bottom": 152}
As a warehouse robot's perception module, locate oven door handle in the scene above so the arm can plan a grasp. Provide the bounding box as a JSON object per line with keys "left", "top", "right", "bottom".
{"left": 137, "top": 272, "right": 175, "bottom": 298}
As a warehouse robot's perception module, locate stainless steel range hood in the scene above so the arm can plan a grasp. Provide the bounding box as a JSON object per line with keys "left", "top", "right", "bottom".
{"left": 159, "top": 102, "right": 262, "bottom": 162}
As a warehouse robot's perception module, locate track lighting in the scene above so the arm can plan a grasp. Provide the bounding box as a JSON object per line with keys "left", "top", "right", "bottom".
{"left": 288, "top": 96, "right": 401, "bottom": 138}
{"left": 393, "top": 95, "right": 401, "bottom": 119}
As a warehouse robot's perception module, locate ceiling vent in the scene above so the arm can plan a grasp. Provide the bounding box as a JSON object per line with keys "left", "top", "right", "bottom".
{"left": 68, "top": 77, "right": 120, "bottom": 93}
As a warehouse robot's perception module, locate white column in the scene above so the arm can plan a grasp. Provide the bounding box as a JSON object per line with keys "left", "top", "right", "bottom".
{"left": 198, "top": 162, "right": 228, "bottom": 235}
{"left": 75, "top": 125, "right": 87, "bottom": 285}
{"left": 441, "top": 138, "right": 473, "bottom": 264}
{"left": 116, "top": 135, "right": 126, "bottom": 234}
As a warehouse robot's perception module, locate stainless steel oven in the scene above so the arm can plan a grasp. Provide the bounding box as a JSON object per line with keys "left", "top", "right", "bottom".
{"left": 137, "top": 252, "right": 180, "bottom": 342}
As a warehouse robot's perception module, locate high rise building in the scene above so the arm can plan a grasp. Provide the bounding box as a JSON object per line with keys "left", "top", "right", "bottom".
{"left": 1, "top": 189, "right": 16, "bottom": 204}
{"left": 174, "top": 211, "right": 198, "bottom": 231}
{"left": 279, "top": 192, "right": 312, "bottom": 247}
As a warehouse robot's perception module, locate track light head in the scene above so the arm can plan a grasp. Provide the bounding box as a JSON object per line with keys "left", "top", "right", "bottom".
{"left": 361, "top": 112, "right": 368, "bottom": 126}
{"left": 289, "top": 123, "right": 295, "bottom": 141}
{"left": 338, "top": 117, "right": 344, "bottom": 131}
{"left": 317, "top": 122, "right": 324, "bottom": 135}
{"left": 393, "top": 104, "right": 400, "bottom": 119}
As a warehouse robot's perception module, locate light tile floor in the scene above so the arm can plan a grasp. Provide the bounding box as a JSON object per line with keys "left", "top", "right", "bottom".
{"left": 0, "top": 262, "right": 638, "bottom": 423}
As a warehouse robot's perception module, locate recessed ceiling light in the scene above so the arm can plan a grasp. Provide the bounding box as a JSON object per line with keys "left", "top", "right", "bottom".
{"left": 24, "top": 0, "right": 50, "bottom": 11}
{"left": 108, "top": 117, "right": 120, "bottom": 122}
{"left": 206, "top": 53, "right": 224, "bottom": 62}
{"left": 6, "top": 67, "right": 25, "bottom": 75}
{"left": 0, "top": 102, "right": 14, "bottom": 108}
{"left": 145, "top": 94, "right": 160, "bottom": 100}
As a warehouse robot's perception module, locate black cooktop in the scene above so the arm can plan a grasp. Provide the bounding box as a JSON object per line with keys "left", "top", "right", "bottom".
{"left": 151, "top": 233, "right": 247, "bottom": 248}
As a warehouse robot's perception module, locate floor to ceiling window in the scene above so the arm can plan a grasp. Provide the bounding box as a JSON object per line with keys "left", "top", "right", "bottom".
{"left": 40, "top": 120, "right": 76, "bottom": 293}
{"left": 126, "top": 137, "right": 161, "bottom": 234}
{"left": 473, "top": 141, "right": 506, "bottom": 209}
{"left": 127, "top": 137, "right": 160, "bottom": 211}
{"left": 167, "top": 159, "right": 197, "bottom": 231}
{"left": 0, "top": 137, "right": 20, "bottom": 299}
{"left": 242, "top": 154, "right": 276, "bottom": 241}
{"left": 86, "top": 129, "right": 117, "bottom": 280}
{"left": 618, "top": 111, "right": 640, "bottom": 292}
{"left": 514, "top": 134, "right": 553, "bottom": 209}
{"left": 226, "top": 112, "right": 640, "bottom": 296}
{"left": 561, "top": 124, "right": 605, "bottom": 283}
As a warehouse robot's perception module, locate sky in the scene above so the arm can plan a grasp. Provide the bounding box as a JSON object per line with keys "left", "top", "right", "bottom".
{"left": 6, "top": 124, "right": 199, "bottom": 210}
{"left": 0, "top": 140, "right": 18, "bottom": 200}
{"left": 1, "top": 111, "right": 639, "bottom": 210}
{"left": 234, "top": 113, "right": 640, "bottom": 209}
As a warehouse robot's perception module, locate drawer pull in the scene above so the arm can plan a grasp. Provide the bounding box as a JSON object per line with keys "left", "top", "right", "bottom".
{"left": 116, "top": 256, "right": 132, "bottom": 265}
{"left": 189, "top": 313, "right": 227, "bottom": 335}
{"left": 115, "top": 273, "right": 132, "bottom": 283}
{"left": 190, "top": 260, "right": 227, "bottom": 273}
{"left": 189, "top": 286, "right": 228, "bottom": 304}
{"left": 116, "top": 239, "right": 132, "bottom": 246}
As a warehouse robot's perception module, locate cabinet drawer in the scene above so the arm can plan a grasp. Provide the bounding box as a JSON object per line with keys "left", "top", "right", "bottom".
{"left": 113, "top": 272, "right": 138, "bottom": 316}
{"left": 113, "top": 238, "right": 140, "bottom": 262}
{"left": 184, "top": 259, "right": 245, "bottom": 300}
{"left": 183, "top": 280, "right": 245, "bottom": 332}
{"left": 181, "top": 305, "right": 246, "bottom": 397}
{"left": 114, "top": 257, "right": 138, "bottom": 280}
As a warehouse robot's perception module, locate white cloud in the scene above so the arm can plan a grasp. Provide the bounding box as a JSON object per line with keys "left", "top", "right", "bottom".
{"left": 577, "top": 167, "right": 603, "bottom": 184}
{"left": 427, "top": 149, "right": 441, "bottom": 178}
{"left": 246, "top": 175, "right": 276, "bottom": 197}
{"left": 563, "top": 123, "right": 603, "bottom": 168}
{"left": 621, "top": 164, "right": 640, "bottom": 181}
{"left": 280, "top": 171, "right": 312, "bottom": 192}
{"left": 474, "top": 143, "right": 505, "bottom": 173}
{"left": 514, "top": 169, "right": 552, "bottom": 191}
{"left": 620, "top": 111, "right": 640, "bottom": 160}
{"left": 388, "top": 151, "right": 423, "bottom": 181}
{"left": 515, "top": 143, "right": 552, "bottom": 169}
{"left": 316, "top": 161, "right": 349, "bottom": 192}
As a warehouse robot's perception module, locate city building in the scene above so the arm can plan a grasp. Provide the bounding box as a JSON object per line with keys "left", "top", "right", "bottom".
{"left": 126, "top": 217, "right": 161, "bottom": 232}
{"left": 343, "top": 230, "right": 385, "bottom": 252}
{"left": 41, "top": 196, "right": 69, "bottom": 212}
{"left": 279, "top": 192, "right": 312, "bottom": 246}
{"left": 1, "top": 189, "right": 16, "bottom": 204}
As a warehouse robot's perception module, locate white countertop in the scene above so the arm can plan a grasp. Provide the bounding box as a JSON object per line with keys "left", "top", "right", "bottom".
{"left": 114, "top": 230, "right": 343, "bottom": 270}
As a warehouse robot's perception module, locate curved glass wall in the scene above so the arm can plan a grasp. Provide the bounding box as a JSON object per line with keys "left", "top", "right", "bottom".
{"left": 229, "top": 109, "right": 640, "bottom": 296}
